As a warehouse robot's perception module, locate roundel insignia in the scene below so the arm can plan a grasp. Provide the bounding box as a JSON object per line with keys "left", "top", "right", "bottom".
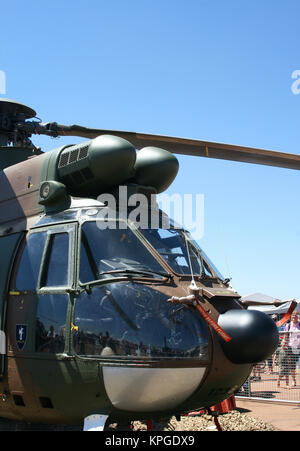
{"left": 16, "top": 324, "right": 27, "bottom": 351}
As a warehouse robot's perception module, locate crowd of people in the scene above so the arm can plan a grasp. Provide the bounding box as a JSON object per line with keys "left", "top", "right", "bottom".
{"left": 246, "top": 311, "right": 300, "bottom": 392}
{"left": 276, "top": 312, "right": 300, "bottom": 388}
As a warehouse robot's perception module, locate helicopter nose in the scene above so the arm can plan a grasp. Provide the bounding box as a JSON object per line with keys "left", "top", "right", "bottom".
{"left": 218, "top": 309, "right": 279, "bottom": 364}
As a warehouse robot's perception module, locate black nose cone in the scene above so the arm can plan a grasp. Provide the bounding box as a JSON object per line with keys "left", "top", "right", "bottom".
{"left": 218, "top": 309, "right": 279, "bottom": 364}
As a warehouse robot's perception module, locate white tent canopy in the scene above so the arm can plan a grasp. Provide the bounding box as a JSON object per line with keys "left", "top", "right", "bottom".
{"left": 248, "top": 301, "right": 300, "bottom": 315}
{"left": 241, "top": 292, "right": 300, "bottom": 315}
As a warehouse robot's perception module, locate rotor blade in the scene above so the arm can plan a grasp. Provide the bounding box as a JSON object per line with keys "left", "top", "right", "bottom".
{"left": 241, "top": 298, "right": 295, "bottom": 307}
{"left": 54, "top": 125, "right": 300, "bottom": 170}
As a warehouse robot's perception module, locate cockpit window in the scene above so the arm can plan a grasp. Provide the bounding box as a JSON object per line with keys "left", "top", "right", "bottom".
{"left": 188, "top": 235, "right": 224, "bottom": 280}
{"left": 79, "top": 220, "right": 167, "bottom": 283}
{"left": 139, "top": 228, "right": 217, "bottom": 277}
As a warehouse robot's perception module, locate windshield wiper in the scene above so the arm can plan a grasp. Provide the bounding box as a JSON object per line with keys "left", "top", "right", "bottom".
{"left": 98, "top": 268, "right": 173, "bottom": 279}
{"left": 81, "top": 269, "right": 173, "bottom": 292}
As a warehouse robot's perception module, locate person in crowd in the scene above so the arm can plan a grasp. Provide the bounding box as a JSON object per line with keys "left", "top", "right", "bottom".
{"left": 266, "top": 314, "right": 279, "bottom": 374}
{"left": 284, "top": 312, "right": 300, "bottom": 387}
{"left": 276, "top": 336, "right": 291, "bottom": 388}
{"left": 250, "top": 364, "right": 261, "bottom": 381}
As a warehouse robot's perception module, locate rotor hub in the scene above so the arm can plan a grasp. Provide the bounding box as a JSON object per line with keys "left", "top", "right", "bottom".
{"left": 0, "top": 98, "right": 36, "bottom": 119}
{"left": 0, "top": 98, "right": 37, "bottom": 147}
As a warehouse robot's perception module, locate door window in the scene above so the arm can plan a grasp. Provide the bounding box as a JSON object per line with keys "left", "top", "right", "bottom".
{"left": 15, "top": 232, "right": 47, "bottom": 291}
{"left": 41, "top": 233, "right": 70, "bottom": 287}
{"left": 35, "top": 294, "right": 69, "bottom": 353}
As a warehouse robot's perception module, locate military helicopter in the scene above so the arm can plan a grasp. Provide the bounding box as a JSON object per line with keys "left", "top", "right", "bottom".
{"left": 0, "top": 97, "right": 297, "bottom": 430}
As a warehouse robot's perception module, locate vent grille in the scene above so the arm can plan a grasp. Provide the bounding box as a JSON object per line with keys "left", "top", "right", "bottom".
{"left": 13, "top": 395, "right": 25, "bottom": 407}
{"left": 69, "top": 148, "right": 79, "bottom": 163}
{"left": 58, "top": 144, "right": 90, "bottom": 168}
{"left": 58, "top": 152, "right": 69, "bottom": 168}
{"left": 39, "top": 397, "right": 54, "bottom": 409}
{"left": 78, "top": 145, "right": 89, "bottom": 160}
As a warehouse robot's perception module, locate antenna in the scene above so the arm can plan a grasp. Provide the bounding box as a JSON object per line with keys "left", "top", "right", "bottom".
{"left": 184, "top": 233, "right": 198, "bottom": 291}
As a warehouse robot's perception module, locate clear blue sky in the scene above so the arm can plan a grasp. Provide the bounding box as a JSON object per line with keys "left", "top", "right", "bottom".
{"left": 1, "top": 0, "right": 300, "bottom": 299}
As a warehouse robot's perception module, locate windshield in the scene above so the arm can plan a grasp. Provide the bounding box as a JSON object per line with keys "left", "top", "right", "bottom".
{"left": 79, "top": 220, "right": 168, "bottom": 283}
{"left": 79, "top": 219, "right": 223, "bottom": 282}
{"left": 138, "top": 227, "right": 222, "bottom": 278}
{"left": 73, "top": 283, "right": 209, "bottom": 360}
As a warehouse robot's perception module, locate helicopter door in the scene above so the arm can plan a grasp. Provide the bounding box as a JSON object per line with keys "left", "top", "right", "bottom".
{"left": 0, "top": 232, "right": 23, "bottom": 376}
{"left": 6, "top": 224, "right": 75, "bottom": 358}
{"left": 35, "top": 226, "right": 75, "bottom": 354}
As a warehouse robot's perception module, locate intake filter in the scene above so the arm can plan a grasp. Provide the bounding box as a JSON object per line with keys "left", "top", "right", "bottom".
{"left": 57, "top": 135, "right": 137, "bottom": 197}
{"left": 132, "top": 146, "right": 179, "bottom": 193}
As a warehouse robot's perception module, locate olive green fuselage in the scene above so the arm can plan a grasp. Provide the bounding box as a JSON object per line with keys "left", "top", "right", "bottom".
{"left": 0, "top": 143, "right": 263, "bottom": 426}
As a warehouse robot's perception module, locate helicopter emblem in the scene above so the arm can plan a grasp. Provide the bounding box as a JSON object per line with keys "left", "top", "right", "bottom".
{"left": 15, "top": 324, "right": 27, "bottom": 351}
